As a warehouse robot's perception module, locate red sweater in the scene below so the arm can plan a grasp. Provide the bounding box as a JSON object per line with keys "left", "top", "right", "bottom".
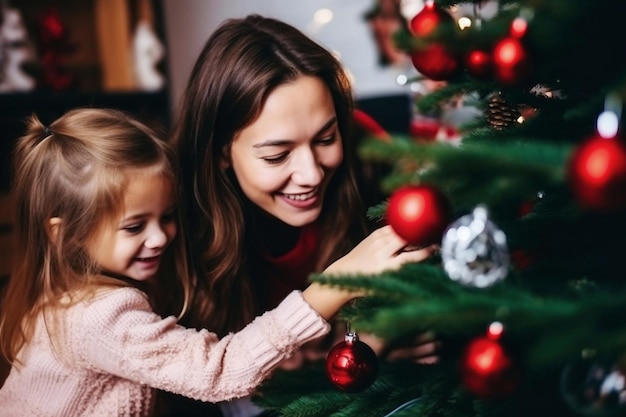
{"left": 256, "top": 224, "right": 320, "bottom": 311}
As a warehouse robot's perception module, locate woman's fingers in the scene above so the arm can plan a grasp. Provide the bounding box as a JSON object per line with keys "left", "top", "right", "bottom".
{"left": 393, "top": 245, "right": 434, "bottom": 266}
{"left": 385, "top": 341, "right": 441, "bottom": 363}
{"left": 325, "top": 225, "right": 435, "bottom": 275}
{"left": 385, "top": 332, "right": 442, "bottom": 364}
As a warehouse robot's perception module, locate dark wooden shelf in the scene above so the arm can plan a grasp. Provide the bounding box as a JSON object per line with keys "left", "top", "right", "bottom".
{"left": 0, "top": 90, "right": 171, "bottom": 191}
{"left": 0, "top": 89, "right": 170, "bottom": 119}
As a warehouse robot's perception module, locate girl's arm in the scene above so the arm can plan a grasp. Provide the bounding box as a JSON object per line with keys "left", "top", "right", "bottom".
{"left": 65, "top": 225, "right": 429, "bottom": 403}
{"left": 303, "top": 224, "right": 433, "bottom": 320}
{"left": 66, "top": 288, "right": 330, "bottom": 403}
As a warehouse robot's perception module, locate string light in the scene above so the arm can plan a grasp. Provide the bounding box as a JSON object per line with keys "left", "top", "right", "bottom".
{"left": 458, "top": 16, "right": 472, "bottom": 30}
{"left": 487, "top": 321, "right": 504, "bottom": 339}
{"left": 597, "top": 92, "right": 622, "bottom": 138}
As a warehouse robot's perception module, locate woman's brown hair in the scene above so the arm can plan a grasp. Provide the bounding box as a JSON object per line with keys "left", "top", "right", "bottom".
{"left": 171, "top": 15, "right": 367, "bottom": 336}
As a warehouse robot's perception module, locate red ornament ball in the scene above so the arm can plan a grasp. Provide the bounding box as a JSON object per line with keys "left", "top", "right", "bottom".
{"left": 492, "top": 37, "right": 531, "bottom": 85}
{"left": 40, "top": 9, "right": 69, "bottom": 45}
{"left": 568, "top": 134, "right": 626, "bottom": 211}
{"left": 410, "top": 117, "right": 440, "bottom": 140}
{"left": 465, "top": 49, "right": 492, "bottom": 80}
{"left": 409, "top": 3, "right": 460, "bottom": 81}
{"left": 386, "top": 185, "right": 451, "bottom": 246}
{"left": 409, "top": 2, "right": 451, "bottom": 38}
{"left": 461, "top": 335, "right": 519, "bottom": 398}
{"left": 325, "top": 335, "right": 378, "bottom": 393}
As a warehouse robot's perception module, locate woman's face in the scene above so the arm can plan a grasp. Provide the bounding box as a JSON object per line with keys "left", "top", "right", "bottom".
{"left": 227, "top": 75, "right": 343, "bottom": 227}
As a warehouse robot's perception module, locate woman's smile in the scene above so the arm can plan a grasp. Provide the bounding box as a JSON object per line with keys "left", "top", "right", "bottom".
{"left": 281, "top": 189, "right": 318, "bottom": 201}
{"left": 278, "top": 189, "right": 320, "bottom": 210}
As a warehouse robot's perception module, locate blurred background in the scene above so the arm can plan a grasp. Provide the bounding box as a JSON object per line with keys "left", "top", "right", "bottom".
{"left": 0, "top": 0, "right": 483, "bottom": 279}
{"left": 164, "top": 0, "right": 421, "bottom": 107}
{"left": 0, "top": 0, "right": 434, "bottom": 189}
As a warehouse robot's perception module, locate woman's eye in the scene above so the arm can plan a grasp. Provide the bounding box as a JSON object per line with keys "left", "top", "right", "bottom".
{"left": 162, "top": 212, "right": 176, "bottom": 224}
{"left": 262, "top": 153, "right": 288, "bottom": 164}
{"left": 316, "top": 135, "right": 337, "bottom": 146}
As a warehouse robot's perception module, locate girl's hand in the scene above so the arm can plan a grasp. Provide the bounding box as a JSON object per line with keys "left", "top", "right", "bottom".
{"left": 324, "top": 225, "right": 434, "bottom": 276}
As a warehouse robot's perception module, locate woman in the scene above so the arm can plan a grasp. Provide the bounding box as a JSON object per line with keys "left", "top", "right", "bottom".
{"left": 167, "top": 15, "right": 436, "bottom": 417}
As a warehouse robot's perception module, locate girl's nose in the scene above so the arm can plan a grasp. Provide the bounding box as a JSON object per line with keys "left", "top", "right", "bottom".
{"left": 144, "top": 225, "right": 168, "bottom": 249}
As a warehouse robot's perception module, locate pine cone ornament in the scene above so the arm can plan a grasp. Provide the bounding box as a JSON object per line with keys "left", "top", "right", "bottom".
{"left": 486, "top": 94, "right": 522, "bottom": 130}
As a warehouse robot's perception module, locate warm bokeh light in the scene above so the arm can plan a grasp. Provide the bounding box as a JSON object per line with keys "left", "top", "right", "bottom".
{"left": 313, "top": 8, "right": 333, "bottom": 26}
{"left": 496, "top": 39, "right": 519, "bottom": 64}
{"left": 396, "top": 74, "right": 408, "bottom": 85}
{"left": 458, "top": 16, "right": 472, "bottom": 30}
{"left": 400, "top": 0, "right": 425, "bottom": 20}
{"left": 510, "top": 17, "right": 528, "bottom": 38}
{"left": 487, "top": 321, "right": 504, "bottom": 339}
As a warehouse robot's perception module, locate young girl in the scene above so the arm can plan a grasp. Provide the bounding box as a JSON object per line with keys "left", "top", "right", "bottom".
{"left": 0, "top": 108, "right": 428, "bottom": 417}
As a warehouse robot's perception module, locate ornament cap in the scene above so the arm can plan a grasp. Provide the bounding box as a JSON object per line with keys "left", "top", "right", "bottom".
{"left": 344, "top": 332, "right": 360, "bottom": 343}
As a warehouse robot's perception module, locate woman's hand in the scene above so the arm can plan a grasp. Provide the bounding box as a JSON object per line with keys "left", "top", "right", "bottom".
{"left": 303, "top": 225, "right": 434, "bottom": 320}
{"left": 359, "top": 331, "right": 441, "bottom": 364}
{"left": 324, "top": 225, "right": 434, "bottom": 276}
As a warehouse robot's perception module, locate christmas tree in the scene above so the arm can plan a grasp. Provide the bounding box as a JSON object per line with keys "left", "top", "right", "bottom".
{"left": 257, "top": 0, "right": 626, "bottom": 416}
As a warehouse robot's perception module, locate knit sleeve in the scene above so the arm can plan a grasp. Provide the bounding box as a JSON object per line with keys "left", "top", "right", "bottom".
{"left": 64, "top": 288, "right": 330, "bottom": 402}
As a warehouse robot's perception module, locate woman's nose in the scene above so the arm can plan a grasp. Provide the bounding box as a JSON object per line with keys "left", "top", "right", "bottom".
{"left": 291, "top": 149, "right": 323, "bottom": 185}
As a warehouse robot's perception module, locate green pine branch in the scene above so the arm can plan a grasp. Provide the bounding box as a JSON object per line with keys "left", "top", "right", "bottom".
{"left": 260, "top": 1, "right": 626, "bottom": 415}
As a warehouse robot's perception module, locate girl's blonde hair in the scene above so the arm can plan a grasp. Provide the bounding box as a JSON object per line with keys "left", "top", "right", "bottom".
{"left": 0, "top": 108, "right": 192, "bottom": 365}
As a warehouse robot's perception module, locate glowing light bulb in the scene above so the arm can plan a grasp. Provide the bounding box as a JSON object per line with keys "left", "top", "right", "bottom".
{"left": 313, "top": 8, "right": 333, "bottom": 25}
{"left": 597, "top": 111, "right": 619, "bottom": 138}
{"left": 458, "top": 17, "right": 472, "bottom": 30}
{"left": 488, "top": 321, "right": 504, "bottom": 339}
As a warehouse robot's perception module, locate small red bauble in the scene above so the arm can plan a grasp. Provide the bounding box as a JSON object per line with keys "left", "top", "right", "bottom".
{"left": 492, "top": 37, "right": 531, "bottom": 85}
{"left": 411, "top": 44, "right": 461, "bottom": 81}
{"left": 410, "top": 117, "right": 440, "bottom": 140}
{"left": 325, "top": 333, "right": 378, "bottom": 393}
{"left": 409, "top": 2, "right": 450, "bottom": 38}
{"left": 386, "top": 185, "right": 451, "bottom": 246}
{"left": 510, "top": 249, "right": 533, "bottom": 270}
{"left": 461, "top": 335, "right": 519, "bottom": 398}
{"left": 409, "top": 2, "right": 460, "bottom": 81}
{"left": 465, "top": 49, "right": 492, "bottom": 80}
{"left": 568, "top": 134, "right": 626, "bottom": 211}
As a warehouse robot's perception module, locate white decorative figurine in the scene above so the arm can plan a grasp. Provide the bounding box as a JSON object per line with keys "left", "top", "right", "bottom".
{"left": 132, "top": 20, "right": 165, "bottom": 91}
{"left": 0, "top": 6, "right": 35, "bottom": 92}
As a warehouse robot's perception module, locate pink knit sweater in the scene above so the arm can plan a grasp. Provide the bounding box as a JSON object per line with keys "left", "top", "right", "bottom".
{"left": 0, "top": 288, "right": 330, "bottom": 416}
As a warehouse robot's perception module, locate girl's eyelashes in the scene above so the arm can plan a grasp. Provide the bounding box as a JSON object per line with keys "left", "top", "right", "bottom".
{"left": 122, "top": 223, "right": 145, "bottom": 234}
{"left": 118, "top": 207, "right": 176, "bottom": 235}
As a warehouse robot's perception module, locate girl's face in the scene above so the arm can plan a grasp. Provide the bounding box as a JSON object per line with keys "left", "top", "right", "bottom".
{"left": 88, "top": 171, "right": 177, "bottom": 282}
{"left": 227, "top": 76, "right": 343, "bottom": 227}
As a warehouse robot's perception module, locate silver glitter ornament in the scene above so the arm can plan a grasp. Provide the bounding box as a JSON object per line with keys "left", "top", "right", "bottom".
{"left": 561, "top": 352, "right": 626, "bottom": 417}
{"left": 441, "top": 205, "right": 509, "bottom": 288}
